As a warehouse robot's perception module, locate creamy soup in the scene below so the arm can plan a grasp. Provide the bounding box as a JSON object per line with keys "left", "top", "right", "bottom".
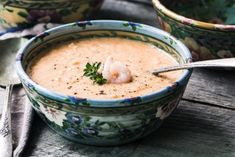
{"left": 28, "top": 37, "right": 182, "bottom": 99}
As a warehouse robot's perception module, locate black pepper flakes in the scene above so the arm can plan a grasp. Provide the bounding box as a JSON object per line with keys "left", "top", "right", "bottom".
{"left": 99, "top": 90, "right": 106, "bottom": 95}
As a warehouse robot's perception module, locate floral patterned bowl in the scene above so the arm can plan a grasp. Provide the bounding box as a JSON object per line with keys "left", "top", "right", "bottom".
{"left": 0, "top": 0, "right": 103, "bottom": 29}
{"left": 152, "top": 0, "right": 235, "bottom": 61}
{"left": 16, "top": 20, "right": 192, "bottom": 146}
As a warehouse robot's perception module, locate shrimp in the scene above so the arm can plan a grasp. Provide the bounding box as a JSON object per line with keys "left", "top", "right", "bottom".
{"left": 102, "top": 56, "right": 132, "bottom": 84}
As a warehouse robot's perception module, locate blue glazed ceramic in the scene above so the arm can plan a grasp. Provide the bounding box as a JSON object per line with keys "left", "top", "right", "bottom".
{"left": 16, "top": 20, "right": 192, "bottom": 146}
{"left": 152, "top": 0, "right": 235, "bottom": 61}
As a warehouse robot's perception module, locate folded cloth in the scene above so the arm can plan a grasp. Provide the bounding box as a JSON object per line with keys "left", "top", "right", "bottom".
{"left": 0, "top": 23, "right": 61, "bottom": 40}
{"left": 0, "top": 23, "right": 63, "bottom": 156}
{"left": 0, "top": 23, "right": 62, "bottom": 156}
{"left": 0, "top": 87, "right": 34, "bottom": 157}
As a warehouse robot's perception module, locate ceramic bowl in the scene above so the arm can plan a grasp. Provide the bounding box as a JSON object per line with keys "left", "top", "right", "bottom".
{"left": 0, "top": 0, "right": 103, "bottom": 29}
{"left": 152, "top": 0, "right": 235, "bottom": 61}
{"left": 16, "top": 20, "right": 192, "bottom": 146}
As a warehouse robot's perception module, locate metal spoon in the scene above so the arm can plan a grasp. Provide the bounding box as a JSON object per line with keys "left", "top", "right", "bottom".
{"left": 152, "top": 58, "right": 235, "bottom": 75}
{"left": 0, "top": 38, "right": 28, "bottom": 157}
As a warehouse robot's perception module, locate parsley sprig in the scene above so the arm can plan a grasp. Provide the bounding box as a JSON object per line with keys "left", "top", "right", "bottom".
{"left": 83, "top": 62, "right": 107, "bottom": 85}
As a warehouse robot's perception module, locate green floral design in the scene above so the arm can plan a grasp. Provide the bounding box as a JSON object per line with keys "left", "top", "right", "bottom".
{"left": 155, "top": 5, "right": 235, "bottom": 61}
{"left": 0, "top": 0, "right": 103, "bottom": 28}
{"left": 123, "top": 22, "right": 143, "bottom": 31}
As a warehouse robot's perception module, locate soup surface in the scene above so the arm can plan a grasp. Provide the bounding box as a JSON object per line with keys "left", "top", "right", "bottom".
{"left": 29, "top": 37, "right": 182, "bottom": 99}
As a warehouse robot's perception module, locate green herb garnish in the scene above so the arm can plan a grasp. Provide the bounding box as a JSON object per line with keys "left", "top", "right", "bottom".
{"left": 83, "top": 62, "right": 107, "bottom": 85}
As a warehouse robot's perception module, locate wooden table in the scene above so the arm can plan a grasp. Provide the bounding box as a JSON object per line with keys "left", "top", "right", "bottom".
{"left": 1, "top": 0, "right": 235, "bottom": 156}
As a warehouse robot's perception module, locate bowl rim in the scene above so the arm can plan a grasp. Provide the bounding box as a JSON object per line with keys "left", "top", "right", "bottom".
{"left": 16, "top": 20, "right": 192, "bottom": 108}
{"left": 152, "top": 0, "right": 235, "bottom": 31}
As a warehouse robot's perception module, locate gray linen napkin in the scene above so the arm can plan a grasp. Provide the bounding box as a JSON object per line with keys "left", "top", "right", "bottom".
{"left": 0, "top": 87, "right": 34, "bottom": 157}
{"left": 0, "top": 23, "right": 61, "bottom": 156}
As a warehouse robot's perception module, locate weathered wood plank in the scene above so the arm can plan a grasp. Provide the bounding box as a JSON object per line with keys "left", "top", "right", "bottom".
{"left": 22, "top": 0, "right": 235, "bottom": 156}
{"left": 1, "top": 0, "right": 235, "bottom": 156}
{"left": 131, "top": 100, "right": 235, "bottom": 157}
{"left": 183, "top": 69, "right": 235, "bottom": 109}
{"left": 23, "top": 100, "right": 235, "bottom": 157}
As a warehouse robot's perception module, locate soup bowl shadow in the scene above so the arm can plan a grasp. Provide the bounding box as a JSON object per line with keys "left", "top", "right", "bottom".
{"left": 152, "top": 0, "right": 235, "bottom": 61}
{"left": 16, "top": 20, "right": 192, "bottom": 146}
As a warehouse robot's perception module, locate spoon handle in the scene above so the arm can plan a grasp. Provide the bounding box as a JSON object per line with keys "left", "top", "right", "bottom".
{"left": 153, "top": 58, "right": 235, "bottom": 75}
{"left": 0, "top": 84, "right": 13, "bottom": 157}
